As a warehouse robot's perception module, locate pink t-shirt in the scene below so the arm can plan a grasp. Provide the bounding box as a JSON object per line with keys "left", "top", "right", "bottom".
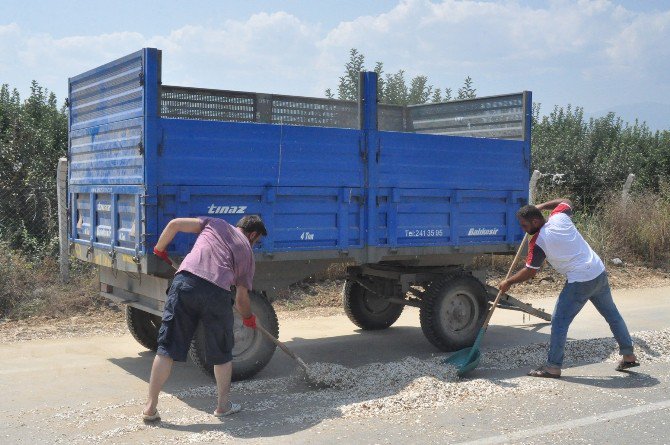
{"left": 177, "top": 217, "right": 255, "bottom": 291}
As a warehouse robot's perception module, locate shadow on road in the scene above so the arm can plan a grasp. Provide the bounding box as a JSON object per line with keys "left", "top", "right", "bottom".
{"left": 108, "top": 323, "right": 553, "bottom": 439}
{"left": 561, "top": 372, "right": 660, "bottom": 389}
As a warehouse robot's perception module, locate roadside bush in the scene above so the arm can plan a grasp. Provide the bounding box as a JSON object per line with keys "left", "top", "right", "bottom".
{"left": 599, "top": 189, "right": 670, "bottom": 267}
{"left": 0, "top": 82, "right": 67, "bottom": 256}
{"left": 532, "top": 104, "right": 670, "bottom": 211}
{"left": 477, "top": 188, "right": 670, "bottom": 276}
{"left": 0, "top": 244, "right": 100, "bottom": 320}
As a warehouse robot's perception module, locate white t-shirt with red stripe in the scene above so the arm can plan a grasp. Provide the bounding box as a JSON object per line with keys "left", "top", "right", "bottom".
{"left": 525, "top": 203, "right": 605, "bottom": 283}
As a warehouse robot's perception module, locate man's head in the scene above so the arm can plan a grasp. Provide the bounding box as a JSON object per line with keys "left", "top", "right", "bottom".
{"left": 236, "top": 215, "right": 267, "bottom": 247}
{"left": 516, "top": 205, "right": 545, "bottom": 235}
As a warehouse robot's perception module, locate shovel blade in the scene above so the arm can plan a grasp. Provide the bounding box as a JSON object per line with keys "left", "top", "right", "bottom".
{"left": 442, "top": 347, "right": 481, "bottom": 376}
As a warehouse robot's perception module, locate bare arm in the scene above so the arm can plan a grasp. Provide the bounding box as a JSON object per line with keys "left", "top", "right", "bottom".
{"left": 536, "top": 198, "right": 572, "bottom": 212}
{"left": 498, "top": 267, "right": 538, "bottom": 294}
{"left": 154, "top": 218, "right": 204, "bottom": 251}
{"left": 235, "top": 286, "right": 253, "bottom": 319}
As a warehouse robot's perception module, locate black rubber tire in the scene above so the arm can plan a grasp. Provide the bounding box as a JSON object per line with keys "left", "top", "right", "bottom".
{"left": 342, "top": 279, "right": 404, "bottom": 330}
{"left": 126, "top": 306, "right": 162, "bottom": 351}
{"left": 188, "top": 291, "right": 279, "bottom": 381}
{"left": 419, "top": 274, "right": 488, "bottom": 352}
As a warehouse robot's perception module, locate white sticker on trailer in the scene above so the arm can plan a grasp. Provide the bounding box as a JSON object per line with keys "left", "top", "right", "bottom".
{"left": 467, "top": 228, "right": 499, "bottom": 236}
{"left": 405, "top": 229, "right": 444, "bottom": 237}
{"left": 96, "top": 227, "right": 111, "bottom": 238}
{"left": 90, "top": 187, "right": 113, "bottom": 194}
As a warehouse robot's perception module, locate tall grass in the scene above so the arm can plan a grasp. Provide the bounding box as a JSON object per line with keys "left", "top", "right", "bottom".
{"left": 595, "top": 189, "right": 670, "bottom": 267}
{"left": 0, "top": 244, "right": 101, "bottom": 319}
{"left": 479, "top": 189, "right": 670, "bottom": 275}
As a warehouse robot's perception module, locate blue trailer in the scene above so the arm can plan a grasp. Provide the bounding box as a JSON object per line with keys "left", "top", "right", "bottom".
{"left": 66, "top": 48, "right": 548, "bottom": 379}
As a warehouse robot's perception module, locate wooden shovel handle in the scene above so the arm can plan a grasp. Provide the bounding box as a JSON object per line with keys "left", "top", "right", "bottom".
{"left": 256, "top": 324, "right": 295, "bottom": 359}
{"left": 234, "top": 307, "right": 309, "bottom": 370}
{"left": 482, "top": 233, "right": 529, "bottom": 329}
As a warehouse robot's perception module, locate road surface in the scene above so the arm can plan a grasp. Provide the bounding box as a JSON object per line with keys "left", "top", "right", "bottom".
{"left": 1, "top": 286, "right": 669, "bottom": 444}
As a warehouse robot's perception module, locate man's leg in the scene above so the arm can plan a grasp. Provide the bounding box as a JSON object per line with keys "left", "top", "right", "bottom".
{"left": 213, "top": 361, "right": 233, "bottom": 414}
{"left": 143, "top": 354, "right": 173, "bottom": 416}
{"left": 545, "top": 281, "right": 591, "bottom": 372}
{"left": 143, "top": 272, "right": 200, "bottom": 418}
{"left": 589, "top": 273, "right": 636, "bottom": 361}
{"left": 203, "top": 287, "right": 237, "bottom": 416}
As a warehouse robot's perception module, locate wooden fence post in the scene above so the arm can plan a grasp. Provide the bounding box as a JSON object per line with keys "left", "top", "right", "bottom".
{"left": 529, "top": 170, "right": 542, "bottom": 205}
{"left": 57, "top": 157, "right": 69, "bottom": 283}
{"left": 621, "top": 173, "right": 635, "bottom": 205}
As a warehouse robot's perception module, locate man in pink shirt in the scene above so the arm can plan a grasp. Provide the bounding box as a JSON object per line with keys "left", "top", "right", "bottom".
{"left": 141, "top": 215, "right": 267, "bottom": 421}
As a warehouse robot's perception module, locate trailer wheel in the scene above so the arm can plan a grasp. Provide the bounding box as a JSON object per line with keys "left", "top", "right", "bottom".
{"left": 189, "top": 291, "right": 279, "bottom": 381}
{"left": 126, "top": 306, "right": 161, "bottom": 351}
{"left": 419, "top": 274, "right": 487, "bottom": 351}
{"left": 343, "top": 279, "right": 404, "bottom": 330}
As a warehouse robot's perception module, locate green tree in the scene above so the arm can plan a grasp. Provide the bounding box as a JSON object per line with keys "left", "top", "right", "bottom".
{"left": 0, "top": 81, "right": 68, "bottom": 254}
{"left": 337, "top": 48, "right": 366, "bottom": 101}
{"left": 383, "top": 70, "right": 409, "bottom": 105}
{"left": 431, "top": 88, "right": 442, "bottom": 103}
{"left": 374, "top": 61, "right": 385, "bottom": 101}
{"left": 409, "top": 75, "right": 433, "bottom": 105}
{"left": 531, "top": 104, "right": 670, "bottom": 209}
{"left": 457, "top": 76, "right": 476, "bottom": 100}
{"left": 327, "top": 48, "right": 475, "bottom": 105}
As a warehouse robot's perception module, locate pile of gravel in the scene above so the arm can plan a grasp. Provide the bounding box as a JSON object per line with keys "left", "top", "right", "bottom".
{"left": 303, "top": 357, "right": 458, "bottom": 391}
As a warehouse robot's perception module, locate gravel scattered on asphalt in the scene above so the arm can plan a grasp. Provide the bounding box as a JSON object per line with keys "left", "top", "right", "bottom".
{"left": 480, "top": 327, "right": 670, "bottom": 370}
{"left": 23, "top": 327, "right": 670, "bottom": 443}
{"left": 303, "top": 362, "right": 357, "bottom": 388}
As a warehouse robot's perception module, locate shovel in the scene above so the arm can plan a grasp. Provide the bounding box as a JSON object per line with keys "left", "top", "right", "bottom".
{"left": 443, "top": 233, "right": 529, "bottom": 376}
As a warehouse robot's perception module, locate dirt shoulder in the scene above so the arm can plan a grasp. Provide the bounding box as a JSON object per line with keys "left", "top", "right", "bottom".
{"left": 487, "top": 262, "right": 670, "bottom": 299}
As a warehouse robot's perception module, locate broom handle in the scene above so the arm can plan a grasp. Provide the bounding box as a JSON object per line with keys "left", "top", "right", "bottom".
{"left": 482, "top": 233, "right": 529, "bottom": 329}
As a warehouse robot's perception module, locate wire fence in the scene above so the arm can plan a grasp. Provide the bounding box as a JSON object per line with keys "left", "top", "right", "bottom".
{"left": 0, "top": 183, "right": 59, "bottom": 255}
{"left": 532, "top": 172, "right": 636, "bottom": 212}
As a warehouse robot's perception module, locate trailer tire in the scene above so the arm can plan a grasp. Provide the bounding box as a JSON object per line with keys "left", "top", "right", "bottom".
{"left": 189, "top": 291, "right": 279, "bottom": 381}
{"left": 343, "top": 279, "right": 404, "bottom": 330}
{"left": 419, "top": 274, "right": 487, "bottom": 351}
{"left": 126, "top": 306, "right": 161, "bottom": 351}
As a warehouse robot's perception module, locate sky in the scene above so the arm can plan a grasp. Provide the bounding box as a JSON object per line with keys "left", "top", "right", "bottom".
{"left": 1, "top": 0, "right": 669, "bottom": 129}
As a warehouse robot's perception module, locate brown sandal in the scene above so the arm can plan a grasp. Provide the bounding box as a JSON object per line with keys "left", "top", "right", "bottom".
{"left": 615, "top": 360, "right": 640, "bottom": 372}
{"left": 527, "top": 367, "right": 561, "bottom": 378}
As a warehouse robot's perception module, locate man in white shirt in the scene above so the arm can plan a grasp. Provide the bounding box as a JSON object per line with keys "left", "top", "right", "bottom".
{"left": 499, "top": 198, "right": 638, "bottom": 378}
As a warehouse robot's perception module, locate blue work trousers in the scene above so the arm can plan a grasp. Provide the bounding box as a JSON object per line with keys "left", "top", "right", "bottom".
{"left": 548, "top": 271, "right": 634, "bottom": 368}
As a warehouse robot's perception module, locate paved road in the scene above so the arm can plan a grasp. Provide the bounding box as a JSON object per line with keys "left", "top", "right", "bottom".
{"left": 0, "top": 286, "right": 668, "bottom": 444}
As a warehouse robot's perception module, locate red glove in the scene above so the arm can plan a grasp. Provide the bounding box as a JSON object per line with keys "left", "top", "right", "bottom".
{"left": 243, "top": 314, "right": 257, "bottom": 329}
{"left": 153, "top": 247, "right": 172, "bottom": 266}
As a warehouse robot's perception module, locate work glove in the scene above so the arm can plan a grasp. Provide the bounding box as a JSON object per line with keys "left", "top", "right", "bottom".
{"left": 243, "top": 314, "right": 257, "bottom": 329}
{"left": 153, "top": 247, "right": 173, "bottom": 266}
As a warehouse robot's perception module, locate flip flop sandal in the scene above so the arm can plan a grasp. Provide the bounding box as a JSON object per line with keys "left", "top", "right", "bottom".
{"left": 615, "top": 360, "right": 640, "bottom": 372}
{"left": 142, "top": 409, "right": 160, "bottom": 422}
{"left": 527, "top": 367, "right": 561, "bottom": 378}
{"left": 214, "top": 402, "right": 241, "bottom": 417}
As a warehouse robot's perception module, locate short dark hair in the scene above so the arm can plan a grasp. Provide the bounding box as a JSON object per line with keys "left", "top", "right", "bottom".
{"left": 516, "top": 205, "right": 543, "bottom": 222}
{"left": 236, "top": 215, "right": 267, "bottom": 236}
